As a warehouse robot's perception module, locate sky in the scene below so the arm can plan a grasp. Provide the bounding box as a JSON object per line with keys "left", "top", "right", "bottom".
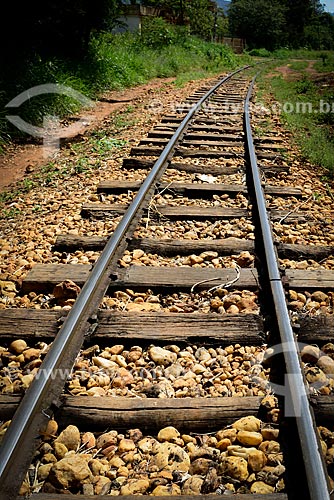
{"left": 222, "top": 0, "right": 334, "bottom": 12}
{"left": 322, "top": 0, "right": 334, "bottom": 11}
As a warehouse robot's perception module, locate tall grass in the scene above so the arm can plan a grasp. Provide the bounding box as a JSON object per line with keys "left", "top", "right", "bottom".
{"left": 246, "top": 47, "right": 332, "bottom": 60}
{"left": 0, "top": 21, "right": 238, "bottom": 151}
{"left": 272, "top": 48, "right": 331, "bottom": 59}
{"left": 88, "top": 32, "right": 237, "bottom": 89}
{"left": 0, "top": 58, "right": 93, "bottom": 150}
{"left": 261, "top": 73, "right": 334, "bottom": 176}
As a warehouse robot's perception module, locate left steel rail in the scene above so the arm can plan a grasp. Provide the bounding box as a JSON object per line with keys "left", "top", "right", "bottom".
{"left": 0, "top": 65, "right": 250, "bottom": 500}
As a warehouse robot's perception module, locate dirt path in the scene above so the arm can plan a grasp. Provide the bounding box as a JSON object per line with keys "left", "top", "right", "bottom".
{"left": 0, "top": 78, "right": 178, "bottom": 191}
{"left": 266, "top": 59, "right": 319, "bottom": 80}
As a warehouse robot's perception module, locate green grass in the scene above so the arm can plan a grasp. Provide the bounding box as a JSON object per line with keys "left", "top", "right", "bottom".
{"left": 272, "top": 48, "right": 331, "bottom": 59}
{"left": 259, "top": 69, "right": 334, "bottom": 176}
{"left": 287, "top": 60, "right": 309, "bottom": 71}
{"left": 173, "top": 70, "right": 210, "bottom": 87}
{"left": 245, "top": 47, "right": 333, "bottom": 62}
{"left": 0, "top": 24, "right": 239, "bottom": 149}
{"left": 313, "top": 52, "right": 334, "bottom": 72}
{"left": 247, "top": 48, "right": 272, "bottom": 58}
{"left": 110, "top": 106, "right": 138, "bottom": 129}
{"left": 0, "top": 130, "right": 129, "bottom": 218}
{"left": 245, "top": 48, "right": 334, "bottom": 64}
{"left": 88, "top": 32, "right": 238, "bottom": 89}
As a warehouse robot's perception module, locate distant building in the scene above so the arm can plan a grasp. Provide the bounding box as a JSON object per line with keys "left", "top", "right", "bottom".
{"left": 112, "top": 4, "right": 158, "bottom": 34}
{"left": 222, "top": 37, "right": 246, "bottom": 53}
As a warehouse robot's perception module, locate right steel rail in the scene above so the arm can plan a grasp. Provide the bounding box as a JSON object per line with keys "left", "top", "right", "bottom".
{"left": 245, "top": 75, "right": 330, "bottom": 500}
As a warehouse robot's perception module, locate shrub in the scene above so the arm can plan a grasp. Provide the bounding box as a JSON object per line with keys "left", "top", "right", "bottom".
{"left": 140, "top": 17, "right": 178, "bottom": 48}
{"left": 0, "top": 26, "right": 237, "bottom": 146}
{"left": 248, "top": 48, "right": 272, "bottom": 57}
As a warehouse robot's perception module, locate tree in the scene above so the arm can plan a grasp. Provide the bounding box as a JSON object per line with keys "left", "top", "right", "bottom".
{"left": 186, "top": 0, "right": 216, "bottom": 40}
{"left": 284, "top": 0, "right": 323, "bottom": 47}
{"left": 145, "top": 0, "right": 186, "bottom": 24}
{"left": 214, "top": 8, "right": 229, "bottom": 42}
{"left": 228, "top": 0, "right": 286, "bottom": 50}
{"left": 228, "top": 0, "right": 332, "bottom": 50}
{"left": 304, "top": 12, "right": 334, "bottom": 50}
{"left": 0, "top": 0, "right": 123, "bottom": 65}
{"left": 145, "top": 0, "right": 221, "bottom": 40}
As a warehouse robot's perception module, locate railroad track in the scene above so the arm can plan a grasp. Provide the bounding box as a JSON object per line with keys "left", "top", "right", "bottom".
{"left": 0, "top": 66, "right": 333, "bottom": 500}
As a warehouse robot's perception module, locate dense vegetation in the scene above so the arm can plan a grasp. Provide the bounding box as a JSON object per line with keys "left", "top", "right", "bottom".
{"left": 259, "top": 58, "right": 334, "bottom": 176}
{"left": 229, "top": 0, "right": 334, "bottom": 50}
{"left": 1, "top": 1, "right": 227, "bottom": 70}
{"left": 1, "top": 0, "right": 334, "bottom": 151}
{"left": 0, "top": 14, "right": 237, "bottom": 149}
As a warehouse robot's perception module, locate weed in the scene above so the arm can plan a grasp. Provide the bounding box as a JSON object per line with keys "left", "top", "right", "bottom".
{"left": 312, "top": 192, "right": 322, "bottom": 201}
{"left": 314, "top": 52, "right": 334, "bottom": 72}
{"left": 173, "top": 70, "right": 210, "bottom": 87}
{"left": 22, "top": 178, "right": 36, "bottom": 192}
{"left": 260, "top": 69, "right": 334, "bottom": 176}
{"left": 254, "top": 125, "right": 266, "bottom": 137}
{"left": 88, "top": 136, "right": 127, "bottom": 155}
{"left": 288, "top": 61, "right": 309, "bottom": 71}
{"left": 294, "top": 77, "right": 315, "bottom": 95}
{"left": 248, "top": 48, "right": 272, "bottom": 58}
{"left": 1, "top": 207, "right": 21, "bottom": 219}
{"left": 0, "top": 191, "right": 16, "bottom": 204}
{"left": 111, "top": 111, "right": 137, "bottom": 131}
{"left": 74, "top": 158, "right": 89, "bottom": 174}
{"left": 32, "top": 204, "right": 42, "bottom": 212}
{"left": 272, "top": 48, "right": 331, "bottom": 59}
{"left": 141, "top": 18, "right": 178, "bottom": 49}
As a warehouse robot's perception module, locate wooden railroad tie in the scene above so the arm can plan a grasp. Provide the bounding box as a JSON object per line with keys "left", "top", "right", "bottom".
{"left": 95, "top": 180, "right": 302, "bottom": 197}
{"left": 1, "top": 308, "right": 334, "bottom": 344}
{"left": 21, "top": 264, "right": 334, "bottom": 293}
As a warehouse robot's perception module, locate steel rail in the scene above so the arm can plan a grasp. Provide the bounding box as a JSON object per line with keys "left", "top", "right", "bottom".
{"left": 0, "top": 65, "right": 250, "bottom": 500}
{"left": 244, "top": 75, "right": 330, "bottom": 500}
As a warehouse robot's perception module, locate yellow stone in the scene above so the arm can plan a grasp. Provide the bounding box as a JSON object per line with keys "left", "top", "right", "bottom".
{"left": 157, "top": 426, "right": 180, "bottom": 442}
{"left": 150, "top": 442, "right": 190, "bottom": 472}
{"left": 54, "top": 442, "right": 68, "bottom": 459}
{"left": 232, "top": 416, "right": 261, "bottom": 432}
{"left": 9, "top": 339, "right": 27, "bottom": 354}
{"left": 120, "top": 479, "right": 150, "bottom": 495}
{"left": 217, "top": 438, "right": 231, "bottom": 451}
{"left": 248, "top": 449, "right": 267, "bottom": 472}
{"left": 152, "top": 484, "right": 181, "bottom": 496}
{"left": 37, "top": 463, "right": 53, "bottom": 481}
{"left": 118, "top": 438, "right": 136, "bottom": 453}
{"left": 216, "top": 428, "right": 237, "bottom": 442}
{"left": 237, "top": 430, "right": 263, "bottom": 446}
{"left": 250, "top": 481, "right": 275, "bottom": 494}
{"left": 261, "top": 427, "right": 279, "bottom": 441}
{"left": 220, "top": 456, "right": 249, "bottom": 481}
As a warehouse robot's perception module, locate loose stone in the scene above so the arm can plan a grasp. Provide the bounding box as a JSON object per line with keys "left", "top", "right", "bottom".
{"left": 237, "top": 431, "right": 263, "bottom": 447}
{"left": 54, "top": 425, "right": 80, "bottom": 451}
